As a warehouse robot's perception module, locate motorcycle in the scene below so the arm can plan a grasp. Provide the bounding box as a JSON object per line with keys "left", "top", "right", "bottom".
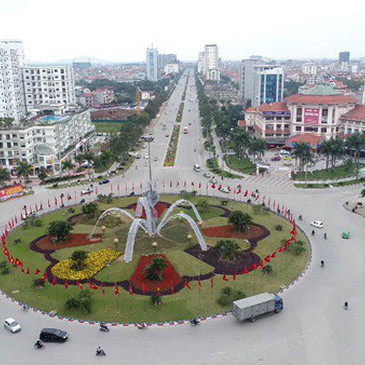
{"left": 96, "top": 348, "right": 106, "bottom": 356}
{"left": 99, "top": 323, "right": 109, "bottom": 332}
{"left": 190, "top": 318, "right": 200, "bottom": 326}
{"left": 137, "top": 323, "right": 147, "bottom": 330}
{"left": 34, "top": 341, "right": 45, "bottom": 349}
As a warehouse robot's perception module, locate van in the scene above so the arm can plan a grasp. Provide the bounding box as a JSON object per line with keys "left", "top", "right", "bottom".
{"left": 39, "top": 328, "right": 68, "bottom": 343}
{"left": 279, "top": 150, "right": 290, "bottom": 157}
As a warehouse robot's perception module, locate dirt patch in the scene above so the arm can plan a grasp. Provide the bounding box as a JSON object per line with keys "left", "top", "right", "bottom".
{"left": 201, "top": 224, "right": 270, "bottom": 243}
{"left": 35, "top": 234, "right": 102, "bottom": 251}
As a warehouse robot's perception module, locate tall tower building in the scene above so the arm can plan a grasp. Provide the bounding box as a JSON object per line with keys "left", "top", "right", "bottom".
{"left": 204, "top": 44, "right": 220, "bottom": 81}
{"left": 146, "top": 46, "right": 158, "bottom": 82}
{"left": 0, "top": 39, "right": 26, "bottom": 121}
{"left": 339, "top": 51, "right": 350, "bottom": 63}
{"left": 240, "top": 59, "right": 284, "bottom": 107}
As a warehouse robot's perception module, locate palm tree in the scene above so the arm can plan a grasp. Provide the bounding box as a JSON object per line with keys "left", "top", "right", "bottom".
{"left": 345, "top": 133, "right": 365, "bottom": 179}
{"left": 70, "top": 250, "right": 88, "bottom": 271}
{"left": 216, "top": 239, "right": 240, "bottom": 261}
{"left": 0, "top": 168, "right": 11, "bottom": 187}
{"left": 16, "top": 161, "right": 32, "bottom": 185}
{"left": 292, "top": 143, "right": 312, "bottom": 171}
{"left": 61, "top": 159, "right": 74, "bottom": 176}
{"left": 144, "top": 257, "right": 168, "bottom": 281}
{"left": 228, "top": 210, "right": 253, "bottom": 232}
{"left": 319, "top": 140, "right": 332, "bottom": 170}
{"left": 248, "top": 139, "right": 265, "bottom": 161}
{"left": 330, "top": 138, "right": 344, "bottom": 168}
{"left": 232, "top": 129, "right": 251, "bottom": 160}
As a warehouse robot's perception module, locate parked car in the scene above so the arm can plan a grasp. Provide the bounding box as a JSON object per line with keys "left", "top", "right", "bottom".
{"left": 39, "top": 328, "right": 68, "bottom": 343}
{"left": 165, "top": 134, "right": 169, "bottom": 138}
{"left": 4, "top": 318, "right": 21, "bottom": 333}
{"left": 342, "top": 231, "right": 350, "bottom": 239}
{"left": 144, "top": 154, "right": 149, "bottom": 159}
{"left": 220, "top": 187, "right": 230, "bottom": 193}
{"left": 271, "top": 157, "right": 281, "bottom": 162}
{"left": 136, "top": 154, "right": 141, "bottom": 159}
{"left": 203, "top": 172, "right": 211, "bottom": 178}
{"left": 209, "top": 177, "right": 218, "bottom": 184}
{"left": 311, "top": 221, "right": 324, "bottom": 229}
{"left": 81, "top": 187, "right": 93, "bottom": 195}
{"left": 98, "top": 179, "right": 110, "bottom": 185}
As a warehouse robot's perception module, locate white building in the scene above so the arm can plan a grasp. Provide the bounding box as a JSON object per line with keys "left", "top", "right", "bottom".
{"left": 0, "top": 40, "right": 26, "bottom": 122}
{"left": 164, "top": 63, "right": 179, "bottom": 75}
{"left": 22, "top": 65, "right": 76, "bottom": 111}
{"left": 302, "top": 63, "right": 317, "bottom": 75}
{"left": 204, "top": 44, "right": 220, "bottom": 81}
{"left": 197, "top": 52, "right": 205, "bottom": 74}
{"left": 146, "top": 47, "right": 158, "bottom": 82}
{"left": 0, "top": 108, "right": 94, "bottom": 175}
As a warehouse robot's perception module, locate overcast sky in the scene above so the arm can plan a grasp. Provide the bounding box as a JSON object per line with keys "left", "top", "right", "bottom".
{"left": 1, "top": 0, "right": 365, "bottom": 63}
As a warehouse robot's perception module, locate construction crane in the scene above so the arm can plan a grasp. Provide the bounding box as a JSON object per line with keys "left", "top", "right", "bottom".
{"left": 136, "top": 87, "right": 141, "bottom": 117}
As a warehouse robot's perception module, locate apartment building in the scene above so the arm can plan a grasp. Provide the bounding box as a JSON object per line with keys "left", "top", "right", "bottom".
{"left": 204, "top": 45, "right": 220, "bottom": 81}
{"left": 22, "top": 66, "right": 75, "bottom": 111}
{"left": 146, "top": 47, "right": 158, "bottom": 82}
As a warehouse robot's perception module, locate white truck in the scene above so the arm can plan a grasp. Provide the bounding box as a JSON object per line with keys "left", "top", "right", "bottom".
{"left": 232, "top": 292, "right": 283, "bottom": 322}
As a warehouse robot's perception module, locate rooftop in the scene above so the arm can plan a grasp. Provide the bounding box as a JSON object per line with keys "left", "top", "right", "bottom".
{"left": 340, "top": 105, "right": 365, "bottom": 122}
{"left": 246, "top": 102, "right": 289, "bottom": 113}
{"left": 286, "top": 133, "right": 324, "bottom": 146}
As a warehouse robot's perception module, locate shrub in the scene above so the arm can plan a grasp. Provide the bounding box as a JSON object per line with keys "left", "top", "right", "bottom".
{"left": 217, "top": 286, "right": 245, "bottom": 307}
{"left": 82, "top": 203, "right": 98, "bottom": 219}
{"left": 144, "top": 257, "right": 168, "bottom": 281}
{"left": 0, "top": 261, "right": 7, "bottom": 268}
{"left": 196, "top": 199, "right": 209, "bottom": 213}
{"left": 34, "top": 219, "right": 42, "bottom": 227}
{"left": 65, "top": 290, "right": 92, "bottom": 313}
{"left": 151, "top": 293, "right": 162, "bottom": 306}
{"left": 222, "top": 287, "right": 233, "bottom": 296}
{"left": 274, "top": 224, "right": 283, "bottom": 231}
{"left": 33, "top": 278, "right": 45, "bottom": 287}
{"left": 1, "top": 267, "right": 10, "bottom": 275}
{"left": 70, "top": 250, "right": 89, "bottom": 271}
{"left": 48, "top": 220, "right": 73, "bottom": 243}
{"left": 216, "top": 239, "right": 241, "bottom": 261}
{"left": 228, "top": 211, "right": 252, "bottom": 232}
{"left": 262, "top": 264, "right": 273, "bottom": 274}
{"left": 217, "top": 294, "right": 232, "bottom": 307}
{"left": 14, "top": 239, "right": 22, "bottom": 245}
{"left": 105, "top": 193, "right": 113, "bottom": 204}
{"left": 292, "top": 240, "right": 306, "bottom": 256}
{"left": 68, "top": 207, "right": 75, "bottom": 214}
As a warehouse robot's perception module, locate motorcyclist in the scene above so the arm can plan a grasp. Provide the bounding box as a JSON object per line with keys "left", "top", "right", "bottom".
{"left": 100, "top": 322, "right": 108, "bottom": 331}
{"left": 324, "top": 233, "right": 327, "bottom": 239}
{"left": 311, "top": 230, "right": 315, "bottom": 236}
{"left": 344, "top": 301, "right": 348, "bottom": 310}
{"left": 35, "top": 340, "right": 44, "bottom": 348}
{"left": 137, "top": 322, "right": 147, "bottom": 329}
{"left": 299, "top": 215, "right": 303, "bottom": 220}
{"left": 190, "top": 318, "right": 200, "bottom": 325}
{"left": 320, "top": 260, "right": 324, "bottom": 267}
{"left": 96, "top": 346, "right": 105, "bottom": 355}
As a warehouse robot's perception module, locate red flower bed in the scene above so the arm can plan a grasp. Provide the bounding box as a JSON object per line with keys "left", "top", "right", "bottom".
{"left": 35, "top": 234, "right": 102, "bottom": 251}
{"left": 201, "top": 225, "right": 266, "bottom": 241}
{"left": 133, "top": 202, "right": 169, "bottom": 219}
{"left": 129, "top": 254, "right": 182, "bottom": 293}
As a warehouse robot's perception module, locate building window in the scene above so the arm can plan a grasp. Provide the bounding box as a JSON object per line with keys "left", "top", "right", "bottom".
{"left": 296, "top": 107, "right": 302, "bottom": 122}
{"left": 321, "top": 127, "right": 327, "bottom": 133}
{"left": 276, "top": 124, "right": 282, "bottom": 129}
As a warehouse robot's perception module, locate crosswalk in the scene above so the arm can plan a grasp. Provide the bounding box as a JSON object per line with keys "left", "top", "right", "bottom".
{"left": 243, "top": 174, "right": 293, "bottom": 188}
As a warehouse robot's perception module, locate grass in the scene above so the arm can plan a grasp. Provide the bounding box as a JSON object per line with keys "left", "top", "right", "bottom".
{"left": 206, "top": 157, "right": 241, "bottom": 179}
{"left": 292, "top": 162, "right": 362, "bottom": 181}
{"left": 92, "top": 120, "right": 130, "bottom": 133}
{"left": 294, "top": 177, "right": 364, "bottom": 189}
{"left": 164, "top": 125, "right": 180, "bottom": 166}
{"left": 1, "top": 195, "right": 309, "bottom": 323}
{"left": 225, "top": 155, "right": 256, "bottom": 175}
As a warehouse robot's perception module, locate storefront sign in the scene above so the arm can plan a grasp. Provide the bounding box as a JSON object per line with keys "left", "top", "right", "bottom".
{"left": 0, "top": 185, "right": 24, "bottom": 202}
{"left": 304, "top": 108, "right": 320, "bottom": 124}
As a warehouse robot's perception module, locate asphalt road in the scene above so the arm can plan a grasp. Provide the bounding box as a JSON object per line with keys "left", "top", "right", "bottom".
{"left": 0, "top": 69, "right": 364, "bottom": 365}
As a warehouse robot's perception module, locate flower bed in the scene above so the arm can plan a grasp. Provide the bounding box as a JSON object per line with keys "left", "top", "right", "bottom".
{"left": 164, "top": 124, "right": 180, "bottom": 167}
{"left": 52, "top": 248, "right": 120, "bottom": 280}
{"left": 35, "top": 233, "right": 102, "bottom": 251}
{"left": 129, "top": 254, "right": 182, "bottom": 293}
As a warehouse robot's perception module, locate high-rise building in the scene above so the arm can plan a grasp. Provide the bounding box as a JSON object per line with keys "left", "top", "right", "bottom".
{"left": 0, "top": 39, "right": 26, "bottom": 121}
{"left": 240, "top": 59, "right": 284, "bottom": 107}
{"left": 302, "top": 63, "right": 317, "bottom": 75}
{"left": 204, "top": 44, "right": 220, "bottom": 81}
{"left": 22, "top": 66, "right": 76, "bottom": 111}
{"left": 146, "top": 47, "right": 158, "bottom": 82}
{"left": 339, "top": 51, "right": 350, "bottom": 63}
{"left": 197, "top": 52, "right": 205, "bottom": 74}
{"left": 158, "top": 54, "right": 177, "bottom": 69}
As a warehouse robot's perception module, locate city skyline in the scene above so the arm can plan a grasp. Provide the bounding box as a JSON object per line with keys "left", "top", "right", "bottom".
{"left": 1, "top": 0, "right": 365, "bottom": 62}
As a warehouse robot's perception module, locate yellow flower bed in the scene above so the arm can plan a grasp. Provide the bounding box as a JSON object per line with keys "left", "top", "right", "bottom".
{"left": 52, "top": 248, "right": 120, "bottom": 280}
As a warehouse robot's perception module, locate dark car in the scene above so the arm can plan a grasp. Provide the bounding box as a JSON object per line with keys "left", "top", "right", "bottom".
{"left": 271, "top": 157, "right": 281, "bottom": 161}
{"left": 98, "top": 179, "right": 110, "bottom": 185}
{"left": 39, "top": 328, "right": 68, "bottom": 343}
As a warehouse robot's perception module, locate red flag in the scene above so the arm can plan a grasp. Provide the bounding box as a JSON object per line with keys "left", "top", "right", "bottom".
{"left": 52, "top": 277, "right": 57, "bottom": 286}
{"left": 101, "top": 283, "right": 105, "bottom": 296}
{"left": 198, "top": 280, "right": 201, "bottom": 291}
{"left": 76, "top": 280, "right": 83, "bottom": 290}
{"left": 242, "top": 267, "right": 249, "bottom": 274}
{"left": 268, "top": 198, "right": 271, "bottom": 206}
{"left": 176, "top": 181, "right": 179, "bottom": 187}
{"left": 169, "top": 181, "right": 172, "bottom": 188}
{"left": 198, "top": 182, "right": 202, "bottom": 189}
{"left": 233, "top": 273, "right": 237, "bottom": 281}
{"left": 264, "top": 256, "right": 271, "bottom": 263}
{"left": 191, "top": 181, "right": 195, "bottom": 187}
{"left": 218, "top": 184, "right": 222, "bottom": 191}
{"left": 236, "top": 189, "right": 241, "bottom": 195}
{"left": 39, "top": 203, "right": 43, "bottom": 211}
{"left": 259, "top": 260, "right": 264, "bottom": 269}
{"left": 250, "top": 263, "right": 257, "bottom": 271}
{"left": 21, "top": 267, "right": 25, "bottom": 274}
{"left": 114, "top": 284, "right": 119, "bottom": 296}
{"left": 34, "top": 268, "right": 40, "bottom": 275}
{"left": 278, "top": 246, "right": 283, "bottom": 253}
{"left": 210, "top": 276, "right": 214, "bottom": 288}
{"left": 184, "top": 279, "right": 192, "bottom": 290}
{"left": 244, "top": 190, "right": 248, "bottom": 197}
{"left": 211, "top": 184, "right": 216, "bottom": 189}
{"left": 26, "top": 267, "right": 30, "bottom": 275}
{"left": 142, "top": 282, "right": 146, "bottom": 294}
{"left": 54, "top": 197, "right": 58, "bottom": 206}
{"left": 90, "top": 281, "right": 98, "bottom": 290}
{"left": 271, "top": 252, "right": 276, "bottom": 259}
{"left": 184, "top": 181, "right": 187, "bottom": 187}
{"left": 40, "top": 272, "right": 47, "bottom": 283}
{"left": 222, "top": 273, "right": 229, "bottom": 282}
{"left": 64, "top": 280, "right": 69, "bottom": 289}
{"left": 228, "top": 186, "right": 231, "bottom": 192}
{"left": 255, "top": 194, "right": 260, "bottom": 201}
{"left": 129, "top": 282, "right": 133, "bottom": 296}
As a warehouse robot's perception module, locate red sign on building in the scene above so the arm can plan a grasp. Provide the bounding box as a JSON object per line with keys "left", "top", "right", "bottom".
{"left": 0, "top": 185, "right": 24, "bottom": 202}
{"left": 303, "top": 108, "right": 320, "bottom": 124}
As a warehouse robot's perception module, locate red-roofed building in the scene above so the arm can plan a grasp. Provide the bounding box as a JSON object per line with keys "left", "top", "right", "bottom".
{"left": 339, "top": 105, "right": 365, "bottom": 136}
{"left": 286, "top": 133, "right": 324, "bottom": 150}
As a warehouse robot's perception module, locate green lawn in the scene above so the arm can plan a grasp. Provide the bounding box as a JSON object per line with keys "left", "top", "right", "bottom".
{"left": 225, "top": 155, "right": 256, "bottom": 175}
{"left": 206, "top": 157, "right": 241, "bottom": 179}
{"left": 92, "top": 121, "right": 130, "bottom": 133}
{"left": 292, "top": 162, "right": 362, "bottom": 181}
{"left": 1, "top": 195, "right": 309, "bottom": 323}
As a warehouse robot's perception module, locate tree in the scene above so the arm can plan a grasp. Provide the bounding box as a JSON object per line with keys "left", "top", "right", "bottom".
{"left": 292, "top": 143, "right": 312, "bottom": 171}
{"left": 196, "top": 199, "right": 209, "bottom": 213}
{"left": 70, "top": 250, "right": 88, "bottom": 271}
{"left": 0, "top": 168, "right": 11, "bottom": 187}
{"left": 361, "top": 189, "right": 365, "bottom": 198}
{"left": 248, "top": 139, "right": 265, "bottom": 161}
{"left": 319, "top": 140, "right": 332, "bottom": 170}
{"left": 16, "top": 161, "right": 32, "bottom": 183}
{"left": 232, "top": 129, "right": 251, "bottom": 160}
{"left": 0, "top": 118, "right": 14, "bottom": 128}
{"left": 38, "top": 168, "right": 48, "bottom": 182}
{"left": 61, "top": 159, "right": 74, "bottom": 176}
{"left": 345, "top": 133, "right": 365, "bottom": 179}
{"left": 216, "top": 239, "right": 241, "bottom": 261}
{"left": 48, "top": 220, "right": 73, "bottom": 243}
{"left": 82, "top": 202, "right": 98, "bottom": 219}
{"left": 228, "top": 211, "right": 252, "bottom": 232}
{"left": 144, "top": 257, "right": 168, "bottom": 281}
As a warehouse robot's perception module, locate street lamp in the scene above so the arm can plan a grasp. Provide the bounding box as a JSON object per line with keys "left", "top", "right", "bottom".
{"left": 152, "top": 241, "right": 158, "bottom": 256}
{"left": 141, "top": 136, "right": 154, "bottom": 195}
{"left": 187, "top": 234, "right": 192, "bottom": 244}
{"left": 101, "top": 225, "right": 106, "bottom": 236}
{"left": 113, "top": 238, "right": 119, "bottom": 250}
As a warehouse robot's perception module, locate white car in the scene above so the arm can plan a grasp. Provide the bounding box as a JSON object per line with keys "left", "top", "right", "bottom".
{"left": 81, "top": 187, "right": 93, "bottom": 195}
{"left": 144, "top": 154, "right": 149, "bottom": 159}
{"left": 311, "top": 221, "right": 324, "bottom": 229}
{"left": 209, "top": 177, "right": 218, "bottom": 184}
{"left": 220, "top": 187, "right": 230, "bottom": 194}
{"left": 4, "top": 318, "right": 21, "bottom": 333}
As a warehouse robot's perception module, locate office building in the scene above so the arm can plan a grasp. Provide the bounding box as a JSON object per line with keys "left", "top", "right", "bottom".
{"left": 0, "top": 39, "right": 26, "bottom": 122}
{"left": 146, "top": 47, "right": 158, "bottom": 82}
{"left": 22, "top": 66, "right": 76, "bottom": 111}
{"left": 204, "top": 44, "right": 220, "bottom": 81}
{"left": 240, "top": 59, "right": 284, "bottom": 107}
{"left": 339, "top": 51, "right": 350, "bottom": 63}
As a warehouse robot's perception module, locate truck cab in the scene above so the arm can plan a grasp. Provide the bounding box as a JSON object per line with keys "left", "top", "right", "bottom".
{"left": 274, "top": 295, "right": 284, "bottom": 312}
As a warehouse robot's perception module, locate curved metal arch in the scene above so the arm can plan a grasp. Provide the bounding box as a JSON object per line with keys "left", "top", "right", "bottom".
{"left": 156, "top": 199, "right": 203, "bottom": 233}
{"left": 124, "top": 219, "right": 151, "bottom": 262}
{"left": 158, "top": 213, "right": 208, "bottom": 251}
{"left": 135, "top": 197, "right": 156, "bottom": 234}
{"left": 89, "top": 207, "right": 145, "bottom": 238}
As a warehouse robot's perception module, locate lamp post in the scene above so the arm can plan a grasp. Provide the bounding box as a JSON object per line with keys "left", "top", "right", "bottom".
{"left": 101, "top": 225, "right": 106, "bottom": 236}
{"left": 141, "top": 136, "right": 154, "bottom": 196}
{"left": 113, "top": 238, "right": 119, "bottom": 250}
{"left": 152, "top": 241, "right": 158, "bottom": 256}
{"left": 187, "top": 234, "right": 192, "bottom": 245}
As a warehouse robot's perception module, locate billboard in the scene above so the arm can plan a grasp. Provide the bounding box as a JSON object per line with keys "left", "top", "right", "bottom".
{"left": 0, "top": 185, "right": 24, "bottom": 202}
{"left": 303, "top": 108, "right": 320, "bottom": 124}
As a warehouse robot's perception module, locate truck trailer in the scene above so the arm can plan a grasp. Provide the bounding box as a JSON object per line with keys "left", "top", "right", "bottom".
{"left": 232, "top": 292, "right": 283, "bottom": 322}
